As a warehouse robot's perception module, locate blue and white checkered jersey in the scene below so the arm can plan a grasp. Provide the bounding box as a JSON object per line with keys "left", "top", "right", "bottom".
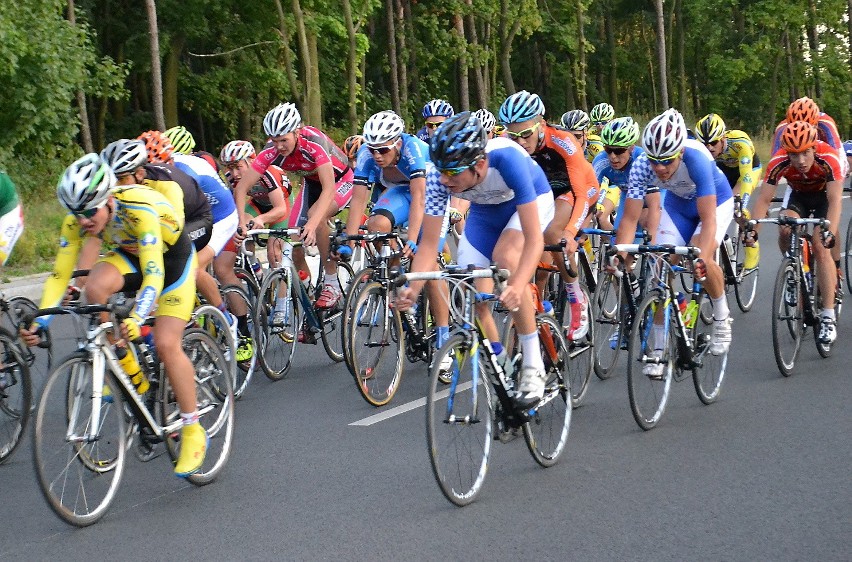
{"left": 424, "top": 137, "right": 550, "bottom": 218}
{"left": 354, "top": 133, "right": 428, "bottom": 190}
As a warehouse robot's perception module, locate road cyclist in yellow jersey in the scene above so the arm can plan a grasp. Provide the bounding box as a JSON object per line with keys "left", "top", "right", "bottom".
{"left": 588, "top": 102, "right": 615, "bottom": 162}
{"left": 20, "top": 154, "right": 208, "bottom": 477}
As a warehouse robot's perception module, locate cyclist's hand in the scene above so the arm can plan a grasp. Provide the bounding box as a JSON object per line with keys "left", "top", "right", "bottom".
{"left": 402, "top": 239, "right": 417, "bottom": 258}
{"left": 605, "top": 253, "right": 623, "bottom": 274}
{"left": 448, "top": 207, "right": 463, "bottom": 225}
{"left": 62, "top": 285, "right": 81, "bottom": 305}
{"left": 744, "top": 229, "right": 758, "bottom": 247}
{"left": 19, "top": 324, "right": 42, "bottom": 348}
{"left": 499, "top": 282, "right": 524, "bottom": 312}
{"left": 301, "top": 224, "right": 317, "bottom": 247}
{"left": 249, "top": 216, "right": 266, "bottom": 230}
{"left": 822, "top": 230, "right": 836, "bottom": 249}
{"left": 563, "top": 236, "right": 579, "bottom": 255}
{"left": 233, "top": 227, "right": 247, "bottom": 244}
{"left": 394, "top": 287, "right": 416, "bottom": 311}
{"left": 120, "top": 317, "right": 142, "bottom": 342}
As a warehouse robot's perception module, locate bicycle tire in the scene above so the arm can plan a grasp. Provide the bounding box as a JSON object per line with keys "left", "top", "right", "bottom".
{"left": 732, "top": 232, "right": 759, "bottom": 312}
{"left": 162, "top": 328, "right": 234, "bottom": 486}
{"left": 234, "top": 267, "right": 260, "bottom": 304}
{"left": 220, "top": 284, "right": 256, "bottom": 398}
{"left": 691, "top": 290, "right": 728, "bottom": 404}
{"left": 349, "top": 282, "right": 404, "bottom": 407}
{"left": 523, "top": 314, "right": 572, "bottom": 467}
{"left": 425, "top": 332, "right": 492, "bottom": 506}
{"left": 593, "top": 272, "right": 622, "bottom": 379}
{"left": 342, "top": 266, "right": 375, "bottom": 376}
{"left": 3, "top": 296, "right": 52, "bottom": 386}
{"left": 845, "top": 216, "right": 852, "bottom": 295}
{"left": 255, "top": 268, "right": 301, "bottom": 381}
{"left": 0, "top": 329, "right": 31, "bottom": 464}
{"left": 771, "top": 260, "right": 803, "bottom": 377}
{"left": 626, "top": 290, "right": 674, "bottom": 430}
{"left": 318, "top": 260, "right": 355, "bottom": 363}
{"left": 33, "top": 353, "right": 127, "bottom": 526}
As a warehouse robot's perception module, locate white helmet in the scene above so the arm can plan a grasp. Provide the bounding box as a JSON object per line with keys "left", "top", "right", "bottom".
{"left": 263, "top": 103, "right": 301, "bottom": 137}
{"left": 641, "top": 108, "right": 687, "bottom": 159}
{"left": 220, "top": 140, "right": 256, "bottom": 164}
{"left": 473, "top": 108, "right": 496, "bottom": 133}
{"left": 57, "top": 153, "right": 116, "bottom": 213}
{"left": 100, "top": 139, "right": 147, "bottom": 176}
{"left": 362, "top": 111, "right": 405, "bottom": 145}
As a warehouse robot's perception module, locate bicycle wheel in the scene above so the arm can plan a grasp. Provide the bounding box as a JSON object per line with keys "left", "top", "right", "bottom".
{"left": 255, "top": 268, "right": 301, "bottom": 381}
{"left": 425, "top": 333, "right": 492, "bottom": 506}
{"left": 523, "top": 314, "right": 572, "bottom": 467}
{"left": 771, "top": 260, "right": 803, "bottom": 376}
{"left": 732, "top": 233, "right": 759, "bottom": 312}
{"left": 192, "top": 303, "right": 240, "bottom": 398}
{"left": 593, "top": 272, "right": 622, "bottom": 379}
{"left": 317, "top": 261, "right": 355, "bottom": 363}
{"left": 2, "top": 296, "right": 52, "bottom": 387}
{"left": 33, "top": 353, "right": 126, "bottom": 526}
{"left": 845, "top": 216, "right": 852, "bottom": 295}
{"left": 349, "top": 282, "right": 404, "bottom": 407}
{"left": 627, "top": 291, "right": 674, "bottom": 430}
{"left": 342, "top": 266, "right": 374, "bottom": 376}
{"left": 691, "top": 291, "right": 727, "bottom": 405}
{"left": 162, "top": 329, "right": 234, "bottom": 486}
{"left": 564, "top": 286, "right": 593, "bottom": 406}
{"left": 0, "top": 330, "right": 31, "bottom": 464}
{"left": 220, "top": 285, "right": 257, "bottom": 399}
{"left": 234, "top": 267, "right": 260, "bottom": 305}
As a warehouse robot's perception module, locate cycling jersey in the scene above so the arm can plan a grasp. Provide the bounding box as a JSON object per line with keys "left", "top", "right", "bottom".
{"left": 251, "top": 125, "right": 349, "bottom": 182}
{"left": 172, "top": 153, "right": 236, "bottom": 222}
{"left": 0, "top": 171, "right": 20, "bottom": 216}
{"left": 142, "top": 163, "right": 211, "bottom": 228}
{"left": 592, "top": 146, "right": 644, "bottom": 227}
{"left": 772, "top": 114, "right": 847, "bottom": 176}
{"left": 764, "top": 140, "right": 842, "bottom": 193}
{"left": 226, "top": 165, "right": 291, "bottom": 215}
{"left": 415, "top": 127, "right": 430, "bottom": 142}
{"left": 586, "top": 132, "right": 604, "bottom": 163}
{"left": 0, "top": 172, "right": 22, "bottom": 266}
{"left": 714, "top": 129, "right": 762, "bottom": 196}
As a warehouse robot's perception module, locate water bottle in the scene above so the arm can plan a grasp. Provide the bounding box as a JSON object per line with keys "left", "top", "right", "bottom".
{"left": 684, "top": 300, "right": 699, "bottom": 329}
{"left": 251, "top": 258, "right": 263, "bottom": 280}
{"left": 628, "top": 272, "right": 640, "bottom": 299}
{"left": 115, "top": 346, "right": 150, "bottom": 394}
{"left": 490, "top": 341, "right": 515, "bottom": 388}
{"left": 542, "top": 300, "right": 555, "bottom": 317}
{"left": 139, "top": 326, "right": 158, "bottom": 378}
{"left": 723, "top": 235, "right": 734, "bottom": 260}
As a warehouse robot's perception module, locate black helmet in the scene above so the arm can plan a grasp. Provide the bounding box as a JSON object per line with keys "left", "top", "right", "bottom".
{"left": 429, "top": 112, "right": 487, "bottom": 170}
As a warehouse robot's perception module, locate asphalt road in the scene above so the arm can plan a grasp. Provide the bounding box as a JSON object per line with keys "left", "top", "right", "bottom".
{"left": 0, "top": 216, "right": 849, "bottom": 561}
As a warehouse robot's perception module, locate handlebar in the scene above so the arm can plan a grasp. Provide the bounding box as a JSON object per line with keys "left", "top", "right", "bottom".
{"left": 23, "top": 301, "right": 135, "bottom": 327}
{"left": 607, "top": 243, "right": 701, "bottom": 258}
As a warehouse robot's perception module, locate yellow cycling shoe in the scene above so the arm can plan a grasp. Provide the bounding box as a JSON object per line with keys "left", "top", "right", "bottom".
{"left": 236, "top": 337, "right": 254, "bottom": 363}
{"left": 174, "top": 422, "right": 208, "bottom": 477}
{"left": 744, "top": 242, "right": 760, "bottom": 270}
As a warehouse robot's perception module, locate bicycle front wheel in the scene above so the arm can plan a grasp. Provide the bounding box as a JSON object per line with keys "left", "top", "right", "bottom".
{"left": 627, "top": 291, "right": 674, "bottom": 430}
{"left": 342, "top": 266, "right": 374, "bottom": 375}
{"left": 771, "top": 260, "right": 803, "bottom": 376}
{"left": 426, "top": 333, "right": 492, "bottom": 506}
{"left": 523, "top": 314, "right": 572, "bottom": 467}
{"left": 691, "top": 292, "right": 727, "bottom": 404}
{"left": 33, "top": 353, "right": 127, "bottom": 526}
{"left": 593, "top": 271, "right": 622, "bottom": 379}
{"left": 732, "top": 232, "right": 759, "bottom": 312}
{"left": 220, "top": 284, "right": 256, "bottom": 399}
{"left": 845, "top": 216, "right": 852, "bottom": 295}
{"left": 0, "top": 330, "right": 31, "bottom": 464}
{"left": 317, "top": 260, "right": 355, "bottom": 363}
{"left": 255, "top": 268, "right": 301, "bottom": 381}
{"left": 349, "top": 282, "right": 404, "bottom": 407}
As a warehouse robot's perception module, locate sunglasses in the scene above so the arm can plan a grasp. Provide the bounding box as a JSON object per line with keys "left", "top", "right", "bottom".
{"left": 425, "top": 121, "right": 444, "bottom": 129}
{"left": 74, "top": 207, "right": 99, "bottom": 219}
{"left": 704, "top": 139, "right": 722, "bottom": 147}
{"left": 438, "top": 165, "right": 471, "bottom": 177}
{"left": 369, "top": 143, "right": 396, "bottom": 155}
{"left": 604, "top": 146, "right": 628, "bottom": 156}
{"left": 647, "top": 152, "right": 681, "bottom": 166}
{"left": 505, "top": 122, "right": 542, "bottom": 140}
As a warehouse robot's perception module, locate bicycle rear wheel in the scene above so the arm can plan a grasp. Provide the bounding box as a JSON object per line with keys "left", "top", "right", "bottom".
{"left": 349, "top": 282, "right": 404, "bottom": 407}
{"left": 317, "top": 261, "right": 354, "bottom": 363}
{"left": 342, "top": 266, "right": 374, "bottom": 376}
{"left": 0, "top": 330, "right": 31, "bottom": 464}
{"left": 771, "top": 260, "right": 803, "bottom": 376}
{"left": 563, "top": 286, "right": 593, "bottom": 406}
{"left": 691, "top": 292, "right": 727, "bottom": 404}
{"left": 731, "top": 232, "right": 759, "bottom": 312}
{"left": 162, "top": 328, "right": 234, "bottom": 486}
{"left": 593, "top": 272, "right": 622, "bottom": 380}
{"left": 255, "top": 268, "right": 301, "bottom": 381}
{"left": 426, "top": 333, "right": 492, "bottom": 506}
{"left": 33, "top": 353, "right": 127, "bottom": 526}
{"left": 627, "top": 291, "right": 674, "bottom": 430}
{"left": 523, "top": 314, "right": 572, "bottom": 467}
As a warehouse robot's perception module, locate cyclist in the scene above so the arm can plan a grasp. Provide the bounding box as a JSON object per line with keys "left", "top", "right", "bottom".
{"left": 771, "top": 97, "right": 847, "bottom": 177}
{"left": 593, "top": 116, "right": 643, "bottom": 232}
{"left": 0, "top": 171, "right": 24, "bottom": 266}
{"left": 617, "top": 108, "right": 735, "bottom": 374}
{"left": 21, "top": 154, "right": 206, "bottom": 476}
{"left": 695, "top": 113, "right": 762, "bottom": 270}
{"left": 560, "top": 109, "right": 601, "bottom": 163}
{"left": 396, "top": 112, "right": 555, "bottom": 408}
{"left": 416, "top": 99, "right": 455, "bottom": 142}
{"left": 588, "top": 102, "right": 614, "bottom": 162}
{"left": 749, "top": 121, "right": 842, "bottom": 344}
{"left": 233, "top": 103, "right": 354, "bottom": 310}
{"left": 500, "top": 91, "right": 599, "bottom": 342}
{"left": 343, "top": 135, "right": 364, "bottom": 169}
{"left": 473, "top": 108, "right": 497, "bottom": 139}
{"left": 164, "top": 124, "right": 220, "bottom": 173}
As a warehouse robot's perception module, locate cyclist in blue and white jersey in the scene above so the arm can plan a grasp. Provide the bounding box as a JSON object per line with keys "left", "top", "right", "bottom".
{"left": 593, "top": 116, "right": 644, "bottom": 231}
{"left": 616, "top": 109, "right": 734, "bottom": 375}
{"left": 397, "top": 112, "right": 555, "bottom": 408}
{"left": 415, "top": 99, "right": 455, "bottom": 142}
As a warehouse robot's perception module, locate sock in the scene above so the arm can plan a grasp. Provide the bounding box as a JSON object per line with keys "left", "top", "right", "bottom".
{"left": 275, "top": 297, "right": 287, "bottom": 312}
{"left": 324, "top": 272, "right": 338, "bottom": 287}
{"left": 436, "top": 325, "right": 449, "bottom": 348}
{"left": 711, "top": 295, "right": 729, "bottom": 321}
{"left": 237, "top": 315, "right": 250, "bottom": 337}
{"left": 566, "top": 280, "right": 581, "bottom": 303}
{"left": 519, "top": 332, "right": 545, "bottom": 371}
{"left": 821, "top": 308, "right": 836, "bottom": 320}
{"left": 180, "top": 411, "right": 199, "bottom": 426}
{"left": 653, "top": 324, "right": 666, "bottom": 351}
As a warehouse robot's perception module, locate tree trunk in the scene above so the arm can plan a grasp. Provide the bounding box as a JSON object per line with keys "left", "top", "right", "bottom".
{"left": 806, "top": 0, "right": 821, "bottom": 98}
{"left": 783, "top": 29, "right": 798, "bottom": 100}
{"left": 292, "top": 0, "right": 316, "bottom": 121}
{"left": 768, "top": 45, "right": 783, "bottom": 127}
{"left": 163, "top": 35, "right": 184, "bottom": 128}
{"left": 575, "top": 0, "right": 588, "bottom": 109}
{"left": 498, "top": 0, "right": 520, "bottom": 95}
{"left": 394, "top": 0, "right": 408, "bottom": 118}
{"left": 464, "top": 0, "right": 487, "bottom": 108}
{"left": 384, "top": 0, "right": 401, "bottom": 114}
{"left": 342, "top": 0, "right": 359, "bottom": 133}
{"left": 454, "top": 13, "right": 469, "bottom": 109}
{"left": 675, "top": 0, "right": 686, "bottom": 110}
{"left": 145, "top": 0, "right": 165, "bottom": 130}
{"left": 307, "top": 29, "right": 322, "bottom": 125}
{"left": 605, "top": 0, "right": 617, "bottom": 106}
{"left": 653, "top": 0, "right": 669, "bottom": 108}
{"left": 66, "top": 0, "right": 94, "bottom": 151}
{"left": 402, "top": 0, "right": 417, "bottom": 99}
{"left": 274, "top": 0, "right": 303, "bottom": 105}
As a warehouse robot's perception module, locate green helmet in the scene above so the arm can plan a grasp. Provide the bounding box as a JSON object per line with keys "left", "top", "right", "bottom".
{"left": 695, "top": 113, "right": 726, "bottom": 144}
{"left": 590, "top": 102, "right": 615, "bottom": 125}
{"left": 601, "top": 117, "right": 640, "bottom": 148}
{"left": 164, "top": 125, "right": 196, "bottom": 155}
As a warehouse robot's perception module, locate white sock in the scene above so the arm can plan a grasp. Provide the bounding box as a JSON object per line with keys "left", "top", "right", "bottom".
{"left": 325, "top": 272, "right": 338, "bottom": 286}
{"left": 821, "top": 308, "right": 836, "bottom": 320}
{"left": 711, "top": 295, "right": 729, "bottom": 321}
{"left": 180, "top": 411, "right": 199, "bottom": 426}
{"left": 519, "top": 332, "right": 545, "bottom": 371}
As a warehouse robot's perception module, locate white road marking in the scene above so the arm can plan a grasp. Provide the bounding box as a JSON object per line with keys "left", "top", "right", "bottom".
{"left": 349, "top": 381, "right": 473, "bottom": 426}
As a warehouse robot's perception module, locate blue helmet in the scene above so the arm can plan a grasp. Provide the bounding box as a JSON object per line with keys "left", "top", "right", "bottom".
{"left": 429, "top": 112, "right": 487, "bottom": 170}
{"left": 422, "top": 99, "right": 455, "bottom": 119}
{"left": 843, "top": 140, "right": 852, "bottom": 157}
{"left": 498, "top": 90, "right": 545, "bottom": 124}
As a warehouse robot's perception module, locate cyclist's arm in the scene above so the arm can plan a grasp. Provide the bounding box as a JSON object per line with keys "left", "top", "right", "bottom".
{"left": 510, "top": 199, "right": 545, "bottom": 293}
{"left": 254, "top": 187, "right": 289, "bottom": 226}
{"left": 234, "top": 168, "right": 263, "bottom": 228}
{"left": 695, "top": 194, "right": 719, "bottom": 259}
{"left": 736, "top": 147, "right": 758, "bottom": 200}
{"left": 36, "top": 216, "right": 84, "bottom": 323}
{"left": 406, "top": 176, "right": 426, "bottom": 247}
{"left": 73, "top": 236, "right": 104, "bottom": 287}
{"left": 405, "top": 213, "right": 445, "bottom": 298}
{"left": 303, "top": 162, "right": 337, "bottom": 233}
{"left": 346, "top": 184, "right": 369, "bottom": 236}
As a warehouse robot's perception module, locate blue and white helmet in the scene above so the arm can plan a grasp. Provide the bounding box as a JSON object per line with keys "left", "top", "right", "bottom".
{"left": 362, "top": 110, "right": 405, "bottom": 145}
{"left": 422, "top": 99, "right": 455, "bottom": 119}
{"left": 429, "top": 112, "right": 487, "bottom": 170}
{"left": 498, "top": 90, "right": 545, "bottom": 124}
{"left": 641, "top": 108, "right": 687, "bottom": 159}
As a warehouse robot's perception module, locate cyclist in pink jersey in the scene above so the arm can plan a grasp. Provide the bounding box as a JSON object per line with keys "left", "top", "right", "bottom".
{"left": 233, "top": 103, "right": 354, "bottom": 307}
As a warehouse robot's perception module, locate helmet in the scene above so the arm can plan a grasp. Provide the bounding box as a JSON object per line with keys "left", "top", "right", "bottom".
{"left": 343, "top": 135, "right": 364, "bottom": 160}
{"left": 843, "top": 139, "right": 852, "bottom": 157}
{"left": 422, "top": 99, "right": 455, "bottom": 119}
{"left": 163, "top": 125, "right": 196, "bottom": 154}
{"left": 137, "top": 130, "right": 174, "bottom": 163}
{"left": 590, "top": 102, "right": 615, "bottom": 124}
{"left": 263, "top": 102, "right": 301, "bottom": 137}
{"left": 100, "top": 138, "right": 147, "bottom": 176}
{"left": 362, "top": 110, "right": 405, "bottom": 145}
{"left": 601, "top": 117, "right": 640, "bottom": 147}
{"left": 786, "top": 97, "right": 820, "bottom": 126}
{"left": 641, "top": 108, "right": 687, "bottom": 159}
{"left": 498, "top": 90, "right": 545, "bottom": 124}
{"left": 780, "top": 120, "right": 818, "bottom": 152}
{"left": 695, "top": 113, "right": 727, "bottom": 144}
{"left": 560, "top": 110, "right": 591, "bottom": 131}
{"left": 57, "top": 153, "right": 116, "bottom": 213}
{"left": 220, "top": 140, "right": 256, "bottom": 164}
{"left": 429, "top": 111, "right": 487, "bottom": 170}
{"left": 473, "top": 109, "right": 496, "bottom": 133}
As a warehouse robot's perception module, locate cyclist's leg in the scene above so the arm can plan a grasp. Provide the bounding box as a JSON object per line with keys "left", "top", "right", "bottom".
{"left": 545, "top": 192, "right": 587, "bottom": 339}
{"left": 288, "top": 183, "right": 312, "bottom": 280}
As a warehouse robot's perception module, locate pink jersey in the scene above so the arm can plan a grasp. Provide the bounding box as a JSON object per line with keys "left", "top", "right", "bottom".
{"left": 251, "top": 126, "right": 349, "bottom": 181}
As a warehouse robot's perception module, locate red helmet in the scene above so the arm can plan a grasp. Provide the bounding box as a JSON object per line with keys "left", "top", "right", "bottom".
{"left": 137, "top": 130, "right": 174, "bottom": 163}
{"left": 786, "top": 97, "right": 820, "bottom": 126}
{"left": 780, "top": 121, "right": 818, "bottom": 152}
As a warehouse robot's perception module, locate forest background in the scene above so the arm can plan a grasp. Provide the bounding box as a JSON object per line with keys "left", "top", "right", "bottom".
{"left": 1, "top": 0, "right": 850, "bottom": 274}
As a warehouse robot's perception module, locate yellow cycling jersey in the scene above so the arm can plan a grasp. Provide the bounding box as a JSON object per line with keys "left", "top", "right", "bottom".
{"left": 586, "top": 133, "right": 604, "bottom": 163}
{"left": 714, "top": 129, "right": 761, "bottom": 198}
{"left": 38, "top": 186, "right": 183, "bottom": 322}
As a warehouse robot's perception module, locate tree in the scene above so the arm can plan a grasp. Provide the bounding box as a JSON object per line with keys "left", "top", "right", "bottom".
{"left": 145, "top": 0, "right": 165, "bottom": 130}
{"left": 653, "top": 0, "right": 669, "bottom": 109}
